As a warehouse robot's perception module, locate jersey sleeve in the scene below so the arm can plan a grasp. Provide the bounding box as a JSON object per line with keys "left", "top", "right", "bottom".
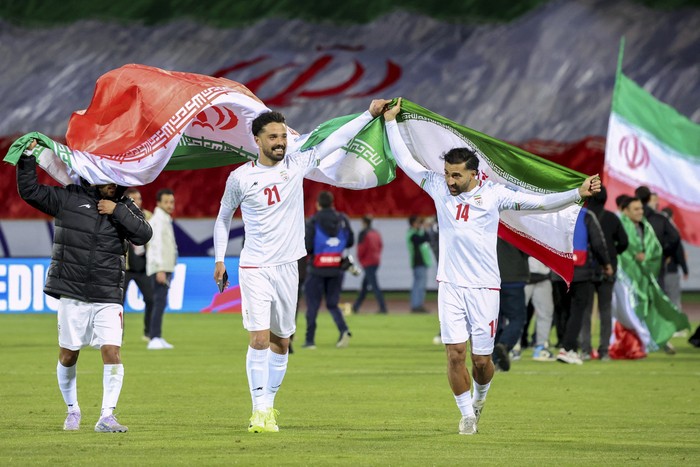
{"left": 496, "top": 185, "right": 581, "bottom": 211}
{"left": 213, "top": 204, "right": 235, "bottom": 263}
{"left": 220, "top": 172, "right": 243, "bottom": 211}
{"left": 386, "top": 120, "right": 433, "bottom": 188}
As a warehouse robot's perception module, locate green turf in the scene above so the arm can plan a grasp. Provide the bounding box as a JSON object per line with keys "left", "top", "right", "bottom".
{"left": 1, "top": 312, "right": 698, "bottom": 466}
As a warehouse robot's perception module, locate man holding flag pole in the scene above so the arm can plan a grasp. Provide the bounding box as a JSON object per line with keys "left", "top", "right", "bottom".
{"left": 383, "top": 98, "right": 602, "bottom": 436}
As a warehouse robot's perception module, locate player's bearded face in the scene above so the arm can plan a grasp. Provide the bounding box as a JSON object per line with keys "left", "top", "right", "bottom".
{"left": 257, "top": 122, "right": 288, "bottom": 162}
{"left": 444, "top": 162, "right": 474, "bottom": 196}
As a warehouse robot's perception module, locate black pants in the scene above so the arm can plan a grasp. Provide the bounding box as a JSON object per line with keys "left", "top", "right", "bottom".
{"left": 304, "top": 273, "right": 348, "bottom": 344}
{"left": 560, "top": 281, "right": 595, "bottom": 352}
{"left": 579, "top": 278, "right": 614, "bottom": 356}
{"left": 149, "top": 272, "right": 172, "bottom": 339}
{"left": 495, "top": 284, "right": 527, "bottom": 352}
{"left": 124, "top": 270, "right": 153, "bottom": 336}
{"left": 353, "top": 265, "right": 387, "bottom": 313}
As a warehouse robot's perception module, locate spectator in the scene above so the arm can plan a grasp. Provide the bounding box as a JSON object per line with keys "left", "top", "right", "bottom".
{"left": 525, "top": 257, "right": 556, "bottom": 361}
{"left": 659, "top": 207, "right": 689, "bottom": 311}
{"left": 303, "top": 191, "right": 355, "bottom": 348}
{"left": 352, "top": 215, "right": 387, "bottom": 314}
{"left": 146, "top": 188, "right": 177, "bottom": 350}
{"left": 579, "top": 186, "right": 628, "bottom": 361}
{"left": 493, "top": 239, "right": 529, "bottom": 371}
{"left": 555, "top": 208, "right": 613, "bottom": 365}
{"left": 123, "top": 188, "right": 154, "bottom": 342}
{"left": 407, "top": 216, "right": 433, "bottom": 313}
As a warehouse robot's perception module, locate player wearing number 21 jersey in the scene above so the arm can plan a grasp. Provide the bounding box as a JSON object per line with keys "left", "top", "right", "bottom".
{"left": 383, "top": 98, "right": 601, "bottom": 436}
{"left": 213, "top": 101, "right": 389, "bottom": 433}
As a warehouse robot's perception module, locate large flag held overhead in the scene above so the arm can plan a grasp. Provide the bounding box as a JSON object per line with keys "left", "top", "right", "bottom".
{"left": 3, "top": 65, "right": 587, "bottom": 283}
{"left": 603, "top": 40, "right": 700, "bottom": 246}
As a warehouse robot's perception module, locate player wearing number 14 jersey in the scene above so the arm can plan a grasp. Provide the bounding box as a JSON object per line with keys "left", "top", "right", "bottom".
{"left": 383, "top": 99, "right": 601, "bottom": 436}
{"left": 213, "top": 101, "right": 388, "bottom": 433}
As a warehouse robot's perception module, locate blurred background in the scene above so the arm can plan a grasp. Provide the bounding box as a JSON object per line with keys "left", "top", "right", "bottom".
{"left": 1, "top": 0, "right": 699, "bottom": 312}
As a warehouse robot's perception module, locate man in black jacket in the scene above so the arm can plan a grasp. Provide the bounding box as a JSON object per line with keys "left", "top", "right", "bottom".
{"left": 580, "top": 186, "right": 628, "bottom": 360}
{"left": 303, "top": 191, "right": 354, "bottom": 349}
{"left": 17, "top": 143, "right": 152, "bottom": 433}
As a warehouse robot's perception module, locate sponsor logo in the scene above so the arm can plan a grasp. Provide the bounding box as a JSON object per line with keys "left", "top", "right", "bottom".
{"left": 78, "top": 203, "right": 91, "bottom": 209}
{"left": 619, "top": 135, "right": 650, "bottom": 170}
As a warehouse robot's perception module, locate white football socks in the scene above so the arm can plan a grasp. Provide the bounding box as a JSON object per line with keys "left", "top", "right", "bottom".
{"left": 57, "top": 361, "right": 79, "bottom": 413}
{"left": 246, "top": 347, "right": 269, "bottom": 412}
{"left": 473, "top": 380, "right": 491, "bottom": 403}
{"left": 454, "top": 391, "right": 474, "bottom": 417}
{"left": 265, "top": 349, "right": 288, "bottom": 409}
{"left": 101, "top": 364, "right": 124, "bottom": 417}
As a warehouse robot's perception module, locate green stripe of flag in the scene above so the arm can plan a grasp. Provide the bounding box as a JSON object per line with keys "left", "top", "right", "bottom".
{"left": 612, "top": 40, "right": 700, "bottom": 158}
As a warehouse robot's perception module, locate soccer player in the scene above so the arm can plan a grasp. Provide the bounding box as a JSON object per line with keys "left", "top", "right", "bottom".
{"left": 17, "top": 140, "right": 152, "bottom": 432}
{"left": 383, "top": 99, "right": 601, "bottom": 435}
{"left": 213, "top": 100, "right": 388, "bottom": 432}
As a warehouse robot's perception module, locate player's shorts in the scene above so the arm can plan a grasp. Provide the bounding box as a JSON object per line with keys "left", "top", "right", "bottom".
{"left": 438, "top": 282, "right": 500, "bottom": 355}
{"left": 239, "top": 261, "right": 298, "bottom": 338}
{"left": 57, "top": 297, "right": 124, "bottom": 351}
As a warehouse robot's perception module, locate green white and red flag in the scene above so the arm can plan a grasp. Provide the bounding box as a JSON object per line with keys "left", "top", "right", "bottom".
{"left": 603, "top": 41, "right": 700, "bottom": 246}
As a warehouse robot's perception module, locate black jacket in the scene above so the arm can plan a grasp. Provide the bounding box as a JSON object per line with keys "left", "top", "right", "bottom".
{"left": 17, "top": 155, "right": 152, "bottom": 303}
{"left": 573, "top": 210, "right": 611, "bottom": 283}
{"left": 305, "top": 207, "right": 354, "bottom": 277}
{"left": 644, "top": 205, "right": 680, "bottom": 260}
{"left": 497, "top": 238, "right": 530, "bottom": 284}
{"left": 587, "top": 203, "right": 628, "bottom": 272}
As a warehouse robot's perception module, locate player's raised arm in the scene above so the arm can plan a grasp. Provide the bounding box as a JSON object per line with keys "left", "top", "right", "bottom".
{"left": 384, "top": 98, "right": 432, "bottom": 186}
{"left": 311, "top": 99, "right": 390, "bottom": 160}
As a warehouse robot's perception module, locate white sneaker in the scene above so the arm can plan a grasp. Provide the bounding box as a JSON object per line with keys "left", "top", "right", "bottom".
{"left": 147, "top": 337, "right": 174, "bottom": 350}
{"left": 159, "top": 338, "right": 174, "bottom": 349}
{"left": 336, "top": 331, "right": 351, "bottom": 348}
{"left": 556, "top": 348, "right": 583, "bottom": 365}
{"left": 458, "top": 415, "right": 477, "bottom": 435}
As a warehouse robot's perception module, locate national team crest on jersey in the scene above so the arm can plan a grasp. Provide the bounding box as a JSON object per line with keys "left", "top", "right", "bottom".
{"left": 473, "top": 195, "right": 482, "bottom": 206}
{"left": 280, "top": 170, "right": 289, "bottom": 181}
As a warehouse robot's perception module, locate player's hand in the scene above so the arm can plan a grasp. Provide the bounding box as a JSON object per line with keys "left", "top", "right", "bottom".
{"left": 603, "top": 264, "right": 614, "bottom": 277}
{"left": 214, "top": 261, "right": 228, "bottom": 286}
{"left": 97, "top": 199, "right": 116, "bottom": 215}
{"left": 383, "top": 98, "right": 402, "bottom": 121}
{"left": 635, "top": 252, "right": 646, "bottom": 262}
{"left": 28, "top": 139, "right": 37, "bottom": 151}
{"left": 156, "top": 271, "right": 168, "bottom": 285}
{"left": 578, "top": 174, "right": 601, "bottom": 198}
{"left": 369, "top": 99, "right": 392, "bottom": 118}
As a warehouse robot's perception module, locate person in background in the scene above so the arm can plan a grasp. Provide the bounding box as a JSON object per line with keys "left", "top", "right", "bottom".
{"left": 146, "top": 188, "right": 177, "bottom": 350}
{"left": 407, "top": 216, "right": 433, "bottom": 313}
{"left": 303, "top": 191, "right": 355, "bottom": 348}
{"left": 352, "top": 215, "right": 387, "bottom": 314}
{"left": 123, "top": 188, "right": 153, "bottom": 342}
{"left": 16, "top": 140, "right": 152, "bottom": 432}
{"left": 493, "top": 239, "right": 529, "bottom": 371}
{"left": 525, "top": 257, "right": 556, "bottom": 361}
{"left": 659, "top": 207, "right": 688, "bottom": 312}
{"left": 579, "top": 186, "right": 628, "bottom": 361}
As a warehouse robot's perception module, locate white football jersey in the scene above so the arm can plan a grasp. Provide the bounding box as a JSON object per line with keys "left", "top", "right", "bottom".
{"left": 386, "top": 120, "right": 580, "bottom": 289}
{"left": 221, "top": 151, "right": 315, "bottom": 266}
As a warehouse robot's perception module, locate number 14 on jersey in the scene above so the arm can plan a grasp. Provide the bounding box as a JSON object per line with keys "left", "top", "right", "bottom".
{"left": 455, "top": 203, "right": 470, "bottom": 222}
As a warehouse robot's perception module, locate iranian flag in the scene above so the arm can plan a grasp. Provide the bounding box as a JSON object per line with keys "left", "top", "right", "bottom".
{"left": 3, "top": 64, "right": 395, "bottom": 188}
{"left": 603, "top": 42, "right": 700, "bottom": 246}
{"left": 3, "top": 64, "right": 586, "bottom": 283}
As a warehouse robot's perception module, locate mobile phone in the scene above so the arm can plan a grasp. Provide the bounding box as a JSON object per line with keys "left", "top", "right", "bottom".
{"left": 217, "top": 270, "right": 228, "bottom": 293}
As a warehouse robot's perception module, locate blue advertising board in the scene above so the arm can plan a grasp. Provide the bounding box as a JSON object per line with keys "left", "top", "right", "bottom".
{"left": 0, "top": 257, "right": 240, "bottom": 313}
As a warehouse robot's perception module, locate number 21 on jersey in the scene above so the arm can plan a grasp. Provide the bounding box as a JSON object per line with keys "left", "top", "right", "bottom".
{"left": 455, "top": 203, "right": 470, "bottom": 222}
{"left": 264, "top": 185, "right": 281, "bottom": 206}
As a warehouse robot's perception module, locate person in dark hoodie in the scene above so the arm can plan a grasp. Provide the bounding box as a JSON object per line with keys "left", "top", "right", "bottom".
{"left": 553, "top": 208, "right": 613, "bottom": 364}
{"left": 579, "top": 186, "right": 628, "bottom": 360}
{"left": 303, "top": 191, "right": 355, "bottom": 349}
{"left": 16, "top": 140, "right": 152, "bottom": 433}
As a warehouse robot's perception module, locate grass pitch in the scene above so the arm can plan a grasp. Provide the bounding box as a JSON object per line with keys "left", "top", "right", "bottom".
{"left": 0, "top": 311, "right": 698, "bottom": 466}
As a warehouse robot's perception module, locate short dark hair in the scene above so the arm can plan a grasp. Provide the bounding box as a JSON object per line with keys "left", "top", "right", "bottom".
{"left": 317, "top": 191, "right": 334, "bottom": 209}
{"left": 362, "top": 215, "right": 373, "bottom": 228}
{"left": 442, "top": 148, "right": 479, "bottom": 171}
{"left": 156, "top": 188, "right": 174, "bottom": 203}
{"left": 621, "top": 196, "right": 641, "bottom": 211}
{"left": 635, "top": 186, "right": 651, "bottom": 205}
{"left": 252, "top": 111, "right": 286, "bottom": 136}
{"left": 590, "top": 185, "right": 607, "bottom": 204}
{"left": 615, "top": 194, "right": 630, "bottom": 208}
{"left": 408, "top": 215, "right": 421, "bottom": 227}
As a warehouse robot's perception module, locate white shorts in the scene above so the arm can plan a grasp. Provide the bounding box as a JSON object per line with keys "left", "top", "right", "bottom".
{"left": 438, "top": 282, "right": 500, "bottom": 355}
{"left": 57, "top": 297, "right": 124, "bottom": 351}
{"left": 239, "top": 262, "right": 298, "bottom": 338}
